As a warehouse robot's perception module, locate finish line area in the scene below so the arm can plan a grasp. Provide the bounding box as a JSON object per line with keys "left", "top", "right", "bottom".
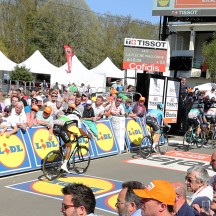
{"left": 1, "top": 141, "right": 214, "bottom": 216}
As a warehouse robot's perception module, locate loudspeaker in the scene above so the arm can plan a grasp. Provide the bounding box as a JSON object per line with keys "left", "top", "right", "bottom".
{"left": 169, "top": 56, "right": 192, "bottom": 71}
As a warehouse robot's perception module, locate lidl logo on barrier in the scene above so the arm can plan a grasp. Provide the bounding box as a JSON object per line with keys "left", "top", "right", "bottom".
{"left": 30, "top": 176, "right": 115, "bottom": 196}
{"left": 95, "top": 123, "right": 114, "bottom": 151}
{"left": 0, "top": 134, "right": 26, "bottom": 168}
{"left": 32, "top": 128, "right": 59, "bottom": 159}
{"left": 68, "top": 125, "right": 90, "bottom": 150}
{"left": 126, "top": 120, "right": 143, "bottom": 145}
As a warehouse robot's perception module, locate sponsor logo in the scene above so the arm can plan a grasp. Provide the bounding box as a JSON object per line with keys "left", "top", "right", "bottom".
{"left": 157, "top": 0, "right": 170, "bottom": 7}
{"left": 95, "top": 123, "right": 114, "bottom": 151}
{"left": 166, "top": 102, "right": 178, "bottom": 108}
{"left": 126, "top": 151, "right": 214, "bottom": 176}
{"left": 32, "top": 128, "right": 59, "bottom": 159}
{"left": 126, "top": 120, "right": 143, "bottom": 145}
{"left": 124, "top": 38, "right": 167, "bottom": 49}
{"left": 68, "top": 125, "right": 90, "bottom": 150}
{"left": 0, "top": 134, "right": 26, "bottom": 168}
{"left": 165, "top": 111, "right": 177, "bottom": 118}
{"left": 30, "top": 176, "right": 116, "bottom": 196}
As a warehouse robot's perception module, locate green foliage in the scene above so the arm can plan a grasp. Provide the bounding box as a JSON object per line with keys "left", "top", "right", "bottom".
{"left": 202, "top": 33, "right": 216, "bottom": 80}
{"left": 0, "top": 0, "right": 159, "bottom": 69}
{"left": 10, "top": 66, "right": 35, "bottom": 81}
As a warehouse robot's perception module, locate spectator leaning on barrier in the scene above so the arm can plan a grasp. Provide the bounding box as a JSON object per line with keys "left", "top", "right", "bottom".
{"left": 11, "top": 101, "right": 27, "bottom": 131}
{"left": 92, "top": 95, "right": 104, "bottom": 121}
{"left": 185, "top": 165, "right": 213, "bottom": 207}
{"left": 116, "top": 181, "right": 144, "bottom": 216}
{"left": 110, "top": 96, "right": 125, "bottom": 116}
{"left": 132, "top": 97, "right": 146, "bottom": 118}
{"left": 75, "top": 95, "right": 84, "bottom": 117}
{"left": 0, "top": 105, "right": 18, "bottom": 138}
{"left": 61, "top": 183, "right": 97, "bottom": 216}
{"left": 36, "top": 106, "right": 53, "bottom": 141}
{"left": 123, "top": 98, "right": 137, "bottom": 118}
{"left": 133, "top": 180, "right": 176, "bottom": 216}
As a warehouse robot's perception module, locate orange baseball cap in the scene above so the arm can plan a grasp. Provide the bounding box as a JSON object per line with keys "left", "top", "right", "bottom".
{"left": 31, "top": 105, "right": 39, "bottom": 112}
{"left": 110, "top": 89, "right": 118, "bottom": 94}
{"left": 43, "top": 106, "right": 52, "bottom": 114}
{"left": 69, "top": 103, "right": 76, "bottom": 109}
{"left": 139, "top": 96, "right": 145, "bottom": 101}
{"left": 133, "top": 180, "right": 176, "bottom": 205}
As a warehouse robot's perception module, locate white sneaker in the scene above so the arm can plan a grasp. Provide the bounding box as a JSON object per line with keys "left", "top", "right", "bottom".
{"left": 152, "top": 144, "right": 158, "bottom": 153}
{"left": 61, "top": 163, "right": 70, "bottom": 173}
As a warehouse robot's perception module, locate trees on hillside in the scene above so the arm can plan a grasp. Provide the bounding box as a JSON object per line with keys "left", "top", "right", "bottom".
{"left": 0, "top": 0, "right": 159, "bottom": 69}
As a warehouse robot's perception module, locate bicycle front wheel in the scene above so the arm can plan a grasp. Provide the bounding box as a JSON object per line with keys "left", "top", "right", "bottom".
{"left": 157, "top": 134, "right": 169, "bottom": 154}
{"left": 42, "top": 150, "right": 63, "bottom": 181}
{"left": 139, "top": 136, "right": 152, "bottom": 158}
{"left": 72, "top": 146, "right": 91, "bottom": 174}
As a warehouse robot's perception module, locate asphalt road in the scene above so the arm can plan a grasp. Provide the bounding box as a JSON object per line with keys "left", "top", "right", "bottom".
{"left": 0, "top": 135, "right": 215, "bottom": 216}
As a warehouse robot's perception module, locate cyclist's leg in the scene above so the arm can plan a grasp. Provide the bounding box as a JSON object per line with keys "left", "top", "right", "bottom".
{"left": 60, "top": 129, "right": 72, "bottom": 173}
{"left": 151, "top": 118, "right": 160, "bottom": 151}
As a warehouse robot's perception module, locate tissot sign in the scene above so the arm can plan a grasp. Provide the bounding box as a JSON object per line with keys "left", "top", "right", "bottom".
{"left": 123, "top": 38, "right": 168, "bottom": 72}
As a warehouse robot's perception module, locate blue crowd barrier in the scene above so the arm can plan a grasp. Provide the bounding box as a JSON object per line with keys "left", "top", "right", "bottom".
{"left": 0, "top": 117, "right": 148, "bottom": 177}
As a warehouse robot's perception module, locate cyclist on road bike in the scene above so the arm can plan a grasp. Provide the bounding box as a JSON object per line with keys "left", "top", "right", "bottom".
{"left": 53, "top": 109, "right": 91, "bottom": 173}
{"left": 187, "top": 102, "right": 208, "bottom": 141}
{"left": 205, "top": 100, "right": 216, "bottom": 124}
{"left": 145, "top": 103, "right": 171, "bottom": 152}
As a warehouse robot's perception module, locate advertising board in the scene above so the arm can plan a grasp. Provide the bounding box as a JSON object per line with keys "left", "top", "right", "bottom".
{"left": 153, "top": 0, "right": 216, "bottom": 16}
{"left": 123, "top": 38, "right": 168, "bottom": 72}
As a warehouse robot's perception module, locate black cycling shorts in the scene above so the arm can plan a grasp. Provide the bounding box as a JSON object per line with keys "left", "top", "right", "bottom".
{"left": 146, "top": 116, "right": 160, "bottom": 132}
{"left": 53, "top": 124, "right": 71, "bottom": 143}
{"left": 188, "top": 118, "right": 200, "bottom": 127}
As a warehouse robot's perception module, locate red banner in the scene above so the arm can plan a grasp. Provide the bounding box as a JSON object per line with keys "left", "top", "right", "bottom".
{"left": 64, "top": 45, "right": 74, "bottom": 73}
{"left": 175, "top": 0, "right": 216, "bottom": 8}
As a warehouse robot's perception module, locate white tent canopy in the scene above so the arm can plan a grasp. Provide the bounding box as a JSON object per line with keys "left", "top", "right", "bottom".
{"left": 18, "top": 50, "right": 62, "bottom": 75}
{"left": 90, "top": 57, "right": 124, "bottom": 79}
{"left": 52, "top": 55, "right": 106, "bottom": 89}
{"left": 0, "top": 51, "right": 17, "bottom": 71}
{"left": 193, "top": 83, "right": 216, "bottom": 91}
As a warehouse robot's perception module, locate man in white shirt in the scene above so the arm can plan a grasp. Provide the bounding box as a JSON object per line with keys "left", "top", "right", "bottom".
{"left": 10, "top": 102, "right": 27, "bottom": 130}
{"left": 110, "top": 96, "right": 125, "bottom": 116}
{"left": 185, "top": 165, "right": 213, "bottom": 206}
{"left": 92, "top": 95, "right": 104, "bottom": 121}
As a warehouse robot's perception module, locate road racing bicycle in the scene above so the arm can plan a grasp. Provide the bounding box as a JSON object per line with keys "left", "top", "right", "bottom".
{"left": 42, "top": 132, "right": 91, "bottom": 181}
{"left": 139, "top": 126, "right": 170, "bottom": 158}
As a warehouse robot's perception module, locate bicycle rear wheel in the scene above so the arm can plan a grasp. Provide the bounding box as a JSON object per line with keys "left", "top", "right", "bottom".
{"left": 157, "top": 134, "right": 169, "bottom": 154}
{"left": 183, "top": 131, "right": 192, "bottom": 151}
{"left": 139, "top": 136, "right": 152, "bottom": 158}
{"left": 42, "top": 150, "right": 63, "bottom": 181}
{"left": 72, "top": 146, "right": 91, "bottom": 174}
